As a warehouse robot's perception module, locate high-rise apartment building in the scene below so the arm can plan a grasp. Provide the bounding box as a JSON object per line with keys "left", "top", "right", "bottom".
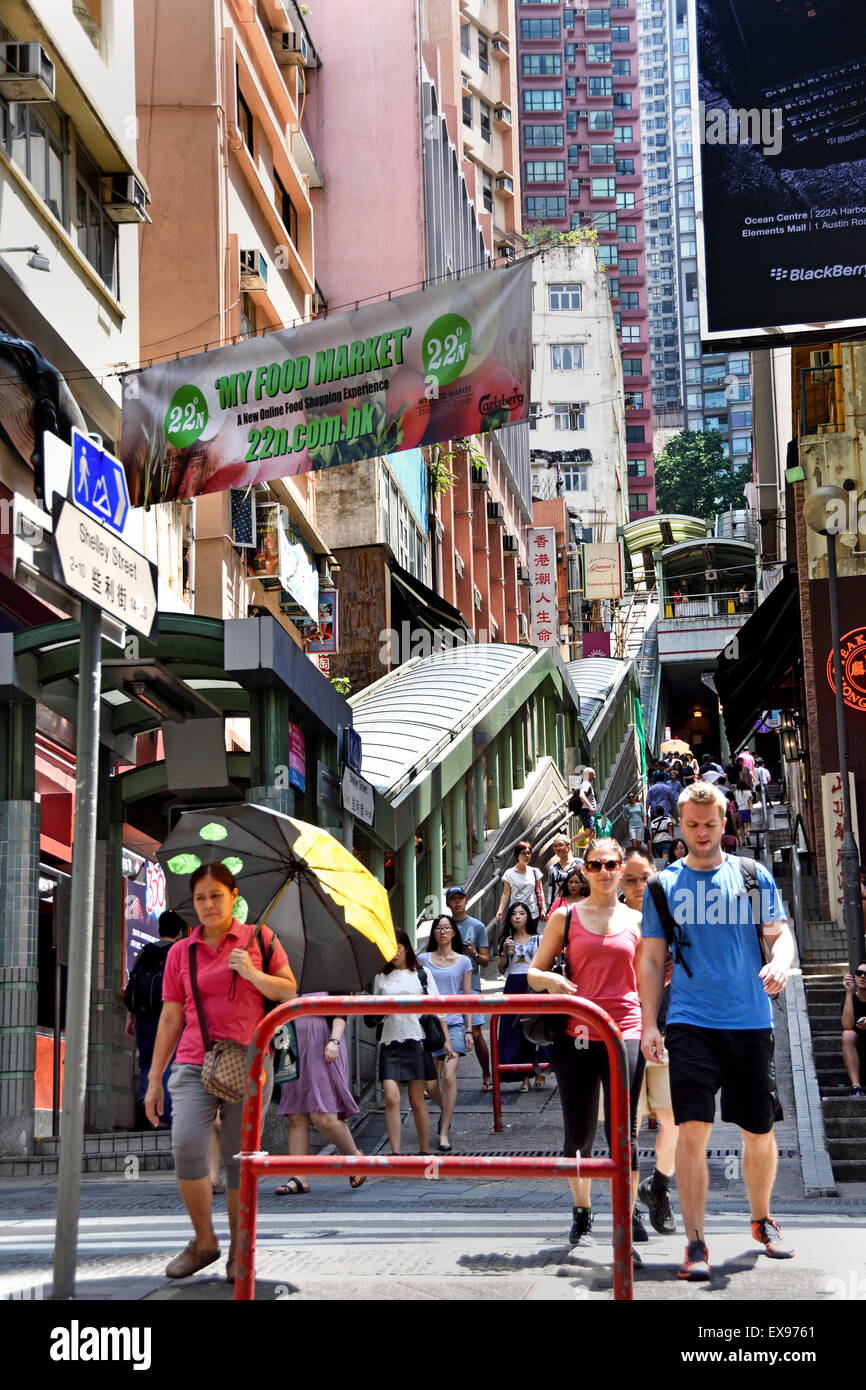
{"left": 309, "top": 0, "right": 534, "bottom": 684}
{"left": 637, "top": 0, "right": 753, "bottom": 478}
{"left": 515, "top": 0, "right": 656, "bottom": 518}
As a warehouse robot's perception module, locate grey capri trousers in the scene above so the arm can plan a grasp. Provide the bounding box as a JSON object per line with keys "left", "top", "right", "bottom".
{"left": 168, "top": 1057, "right": 273, "bottom": 1189}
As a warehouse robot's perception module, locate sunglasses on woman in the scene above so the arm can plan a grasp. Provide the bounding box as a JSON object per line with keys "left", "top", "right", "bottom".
{"left": 583, "top": 858, "right": 622, "bottom": 873}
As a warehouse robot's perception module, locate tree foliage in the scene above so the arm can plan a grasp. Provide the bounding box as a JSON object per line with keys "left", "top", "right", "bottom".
{"left": 524, "top": 224, "right": 598, "bottom": 248}
{"left": 654, "top": 429, "right": 751, "bottom": 522}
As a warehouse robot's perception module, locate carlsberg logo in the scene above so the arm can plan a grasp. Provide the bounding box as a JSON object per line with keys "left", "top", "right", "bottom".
{"left": 49, "top": 1321, "right": 151, "bottom": 1371}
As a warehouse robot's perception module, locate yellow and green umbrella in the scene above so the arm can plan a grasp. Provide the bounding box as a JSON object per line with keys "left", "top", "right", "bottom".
{"left": 157, "top": 804, "right": 396, "bottom": 991}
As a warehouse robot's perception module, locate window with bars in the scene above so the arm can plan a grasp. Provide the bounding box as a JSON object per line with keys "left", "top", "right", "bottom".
{"left": 525, "top": 159, "right": 565, "bottom": 182}
{"left": 526, "top": 195, "right": 566, "bottom": 218}
{"left": 525, "top": 124, "right": 564, "bottom": 147}
{"left": 521, "top": 18, "right": 561, "bottom": 39}
{"left": 524, "top": 89, "right": 563, "bottom": 111}
{"left": 74, "top": 143, "right": 118, "bottom": 294}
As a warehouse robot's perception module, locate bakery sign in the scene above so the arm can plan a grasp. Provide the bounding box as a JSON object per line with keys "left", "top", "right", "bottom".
{"left": 826, "top": 626, "right": 866, "bottom": 713}
{"left": 528, "top": 527, "right": 557, "bottom": 649}
{"left": 583, "top": 542, "right": 622, "bottom": 600}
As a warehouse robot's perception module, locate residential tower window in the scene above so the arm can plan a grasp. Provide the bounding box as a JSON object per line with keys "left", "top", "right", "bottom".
{"left": 550, "top": 343, "right": 583, "bottom": 371}
{"left": 548, "top": 282, "right": 582, "bottom": 310}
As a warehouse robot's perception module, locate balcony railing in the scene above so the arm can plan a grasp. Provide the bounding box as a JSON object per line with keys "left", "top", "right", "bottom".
{"left": 660, "top": 589, "right": 757, "bottom": 621}
{"left": 800, "top": 364, "right": 844, "bottom": 436}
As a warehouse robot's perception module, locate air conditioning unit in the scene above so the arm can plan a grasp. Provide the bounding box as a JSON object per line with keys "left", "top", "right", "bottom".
{"left": 0, "top": 42, "right": 55, "bottom": 101}
{"left": 502, "top": 534, "right": 518, "bottom": 554}
{"left": 517, "top": 564, "right": 531, "bottom": 584}
{"left": 493, "top": 103, "right": 512, "bottom": 129}
{"left": 240, "top": 249, "right": 268, "bottom": 290}
{"left": 101, "top": 173, "right": 150, "bottom": 224}
{"left": 455, "top": 551, "right": 465, "bottom": 578}
{"left": 497, "top": 244, "right": 515, "bottom": 261}
{"left": 518, "top": 610, "right": 530, "bottom": 638}
{"left": 578, "top": 110, "right": 588, "bottom": 117}
{"left": 491, "top": 38, "right": 509, "bottom": 58}
{"left": 487, "top": 501, "right": 505, "bottom": 524}
{"left": 496, "top": 174, "right": 514, "bottom": 196}
{"left": 270, "top": 29, "right": 308, "bottom": 66}
{"left": 473, "top": 585, "right": 483, "bottom": 611}
{"left": 471, "top": 462, "right": 490, "bottom": 490}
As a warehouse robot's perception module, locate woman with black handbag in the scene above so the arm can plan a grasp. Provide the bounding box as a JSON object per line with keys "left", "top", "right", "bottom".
{"left": 527, "top": 837, "right": 645, "bottom": 1262}
{"left": 144, "top": 862, "right": 296, "bottom": 1282}
{"left": 370, "top": 931, "right": 447, "bottom": 1155}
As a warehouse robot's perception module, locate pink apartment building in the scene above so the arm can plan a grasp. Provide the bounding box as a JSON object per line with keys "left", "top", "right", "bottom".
{"left": 516, "top": 0, "right": 656, "bottom": 516}
{"left": 307, "top": 0, "right": 535, "bottom": 682}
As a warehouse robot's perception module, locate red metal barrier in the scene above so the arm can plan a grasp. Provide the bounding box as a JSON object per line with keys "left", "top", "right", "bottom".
{"left": 488, "top": 1011, "right": 551, "bottom": 1133}
{"left": 236, "top": 993, "right": 633, "bottom": 1301}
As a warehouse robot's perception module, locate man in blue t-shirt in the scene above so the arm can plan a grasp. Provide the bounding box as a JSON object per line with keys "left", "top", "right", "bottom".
{"left": 446, "top": 887, "right": 491, "bottom": 1091}
{"left": 640, "top": 781, "right": 796, "bottom": 1282}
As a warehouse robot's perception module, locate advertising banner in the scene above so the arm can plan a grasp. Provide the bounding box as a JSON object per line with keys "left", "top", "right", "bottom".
{"left": 691, "top": 0, "right": 866, "bottom": 345}
{"left": 821, "top": 772, "right": 860, "bottom": 926}
{"left": 289, "top": 722, "right": 306, "bottom": 794}
{"left": 528, "top": 527, "right": 558, "bottom": 649}
{"left": 582, "top": 631, "right": 612, "bottom": 659}
{"left": 124, "top": 880, "right": 159, "bottom": 984}
{"left": 307, "top": 588, "right": 338, "bottom": 655}
{"left": 120, "top": 262, "right": 531, "bottom": 505}
{"left": 583, "top": 542, "right": 622, "bottom": 600}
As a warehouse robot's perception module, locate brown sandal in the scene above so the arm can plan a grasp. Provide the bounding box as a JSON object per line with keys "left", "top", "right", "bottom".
{"left": 165, "top": 1240, "right": 220, "bottom": 1279}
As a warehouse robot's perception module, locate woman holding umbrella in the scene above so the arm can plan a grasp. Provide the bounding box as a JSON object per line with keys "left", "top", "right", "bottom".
{"left": 145, "top": 862, "right": 297, "bottom": 1282}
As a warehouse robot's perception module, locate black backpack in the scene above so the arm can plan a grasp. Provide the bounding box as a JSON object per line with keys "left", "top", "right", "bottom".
{"left": 123, "top": 939, "right": 173, "bottom": 1017}
{"left": 646, "top": 856, "right": 765, "bottom": 979}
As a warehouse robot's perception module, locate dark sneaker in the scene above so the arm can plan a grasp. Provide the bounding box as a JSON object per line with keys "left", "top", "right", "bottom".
{"left": 632, "top": 1207, "right": 649, "bottom": 1243}
{"left": 851, "top": 1086, "right": 866, "bottom": 1098}
{"left": 678, "top": 1239, "right": 710, "bottom": 1280}
{"left": 568, "top": 1206, "right": 594, "bottom": 1247}
{"left": 632, "top": 1248, "right": 643, "bottom": 1269}
{"left": 638, "top": 1175, "right": 676, "bottom": 1235}
{"left": 751, "top": 1217, "right": 794, "bottom": 1259}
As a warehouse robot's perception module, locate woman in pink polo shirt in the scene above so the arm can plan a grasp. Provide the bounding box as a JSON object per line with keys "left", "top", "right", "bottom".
{"left": 145, "top": 861, "right": 296, "bottom": 1282}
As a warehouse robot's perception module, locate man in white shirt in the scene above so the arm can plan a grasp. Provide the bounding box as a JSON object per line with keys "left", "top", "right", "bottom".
{"left": 753, "top": 758, "right": 772, "bottom": 805}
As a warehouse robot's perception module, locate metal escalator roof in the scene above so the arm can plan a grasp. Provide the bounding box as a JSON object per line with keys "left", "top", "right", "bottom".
{"left": 349, "top": 643, "right": 536, "bottom": 796}
{"left": 564, "top": 657, "right": 634, "bottom": 738}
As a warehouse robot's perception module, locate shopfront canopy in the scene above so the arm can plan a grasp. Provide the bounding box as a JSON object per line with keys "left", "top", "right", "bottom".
{"left": 714, "top": 571, "right": 801, "bottom": 752}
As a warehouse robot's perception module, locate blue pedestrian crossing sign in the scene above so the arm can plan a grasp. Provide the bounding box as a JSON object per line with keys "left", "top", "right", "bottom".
{"left": 71, "top": 428, "right": 130, "bottom": 536}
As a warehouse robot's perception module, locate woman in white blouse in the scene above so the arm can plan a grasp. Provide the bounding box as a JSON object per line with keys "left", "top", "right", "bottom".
{"left": 372, "top": 930, "right": 447, "bottom": 1155}
{"left": 495, "top": 841, "right": 545, "bottom": 929}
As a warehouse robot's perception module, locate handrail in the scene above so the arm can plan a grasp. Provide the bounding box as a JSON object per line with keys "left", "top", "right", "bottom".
{"left": 236, "top": 993, "right": 634, "bottom": 1301}
{"left": 777, "top": 811, "right": 812, "bottom": 952}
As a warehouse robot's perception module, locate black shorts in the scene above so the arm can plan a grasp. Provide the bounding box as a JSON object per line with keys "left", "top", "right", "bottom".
{"left": 665, "top": 1024, "right": 781, "bottom": 1134}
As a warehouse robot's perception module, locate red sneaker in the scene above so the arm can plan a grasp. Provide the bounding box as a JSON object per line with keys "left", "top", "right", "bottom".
{"left": 678, "top": 1239, "right": 710, "bottom": 1280}
{"left": 751, "top": 1217, "right": 794, "bottom": 1259}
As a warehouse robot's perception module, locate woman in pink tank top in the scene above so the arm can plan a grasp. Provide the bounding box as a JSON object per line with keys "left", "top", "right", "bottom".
{"left": 528, "top": 837, "right": 646, "bottom": 1263}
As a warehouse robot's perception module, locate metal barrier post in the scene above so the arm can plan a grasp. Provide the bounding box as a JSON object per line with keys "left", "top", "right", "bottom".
{"left": 236, "top": 994, "right": 633, "bottom": 1301}
{"left": 489, "top": 1006, "right": 502, "bottom": 1133}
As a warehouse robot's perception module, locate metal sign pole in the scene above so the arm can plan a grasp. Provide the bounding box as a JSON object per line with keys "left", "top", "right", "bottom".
{"left": 52, "top": 599, "right": 102, "bottom": 1299}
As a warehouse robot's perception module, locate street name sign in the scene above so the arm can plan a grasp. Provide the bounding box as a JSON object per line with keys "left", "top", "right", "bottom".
{"left": 53, "top": 497, "right": 157, "bottom": 641}
{"left": 341, "top": 765, "right": 375, "bottom": 826}
{"left": 71, "top": 428, "right": 130, "bottom": 535}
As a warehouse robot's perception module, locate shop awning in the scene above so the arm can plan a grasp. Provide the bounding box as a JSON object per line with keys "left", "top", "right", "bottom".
{"left": 715, "top": 571, "right": 801, "bottom": 751}
{"left": 388, "top": 558, "right": 468, "bottom": 635}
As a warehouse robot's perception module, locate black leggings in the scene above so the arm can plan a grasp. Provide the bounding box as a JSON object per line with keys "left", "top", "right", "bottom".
{"left": 552, "top": 1035, "right": 645, "bottom": 1172}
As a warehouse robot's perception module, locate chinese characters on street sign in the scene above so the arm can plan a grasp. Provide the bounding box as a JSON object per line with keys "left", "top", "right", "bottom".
{"left": 52, "top": 498, "right": 158, "bottom": 641}
{"left": 528, "top": 527, "right": 557, "bottom": 649}
{"left": 820, "top": 771, "right": 860, "bottom": 926}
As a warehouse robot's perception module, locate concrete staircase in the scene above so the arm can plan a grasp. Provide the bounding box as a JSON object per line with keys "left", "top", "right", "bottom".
{"left": 0, "top": 1128, "right": 175, "bottom": 1178}
{"left": 802, "top": 962, "right": 866, "bottom": 1183}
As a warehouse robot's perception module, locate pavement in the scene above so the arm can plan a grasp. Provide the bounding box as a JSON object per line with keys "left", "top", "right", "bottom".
{"left": 2, "top": 1037, "right": 865, "bottom": 1313}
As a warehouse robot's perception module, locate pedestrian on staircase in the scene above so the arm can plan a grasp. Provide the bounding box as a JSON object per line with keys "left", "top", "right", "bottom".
{"left": 640, "top": 781, "right": 796, "bottom": 1281}
{"left": 841, "top": 963, "right": 866, "bottom": 1097}
{"left": 446, "top": 887, "right": 492, "bottom": 1093}
{"left": 495, "top": 841, "right": 545, "bottom": 929}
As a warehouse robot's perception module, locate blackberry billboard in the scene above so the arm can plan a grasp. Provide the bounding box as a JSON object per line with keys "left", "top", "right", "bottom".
{"left": 692, "top": 0, "right": 866, "bottom": 345}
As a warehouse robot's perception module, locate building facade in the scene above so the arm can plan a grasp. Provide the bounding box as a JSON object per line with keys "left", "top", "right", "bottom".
{"left": 515, "top": 0, "right": 656, "bottom": 517}
{"left": 636, "top": 0, "right": 754, "bottom": 483}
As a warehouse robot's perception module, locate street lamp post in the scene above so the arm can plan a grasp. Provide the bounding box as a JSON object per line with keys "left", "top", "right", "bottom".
{"left": 803, "top": 485, "right": 863, "bottom": 976}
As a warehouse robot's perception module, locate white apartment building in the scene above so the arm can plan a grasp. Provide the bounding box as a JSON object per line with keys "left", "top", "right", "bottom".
{"left": 0, "top": 0, "right": 189, "bottom": 608}
{"left": 530, "top": 242, "right": 630, "bottom": 540}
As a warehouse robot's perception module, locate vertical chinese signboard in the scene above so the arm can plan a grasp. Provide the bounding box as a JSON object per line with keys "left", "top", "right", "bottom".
{"left": 821, "top": 772, "right": 860, "bottom": 926}
{"left": 528, "top": 528, "right": 557, "bottom": 649}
